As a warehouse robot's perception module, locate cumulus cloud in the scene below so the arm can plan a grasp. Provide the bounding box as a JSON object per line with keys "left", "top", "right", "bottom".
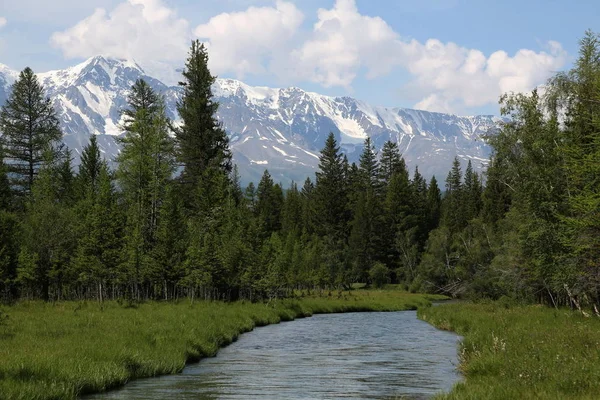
{"left": 285, "top": 0, "right": 566, "bottom": 112}
{"left": 0, "top": 17, "right": 7, "bottom": 28}
{"left": 48, "top": 0, "right": 567, "bottom": 113}
{"left": 289, "top": 0, "right": 401, "bottom": 88}
{"left": 194, "top": 1, "right": 303, "bottom": 78}
{"left": 405, "top": 39, "right": 567, "bottom": 113}
{"left": 50, "top": 0, "right": 191, "bottom": 73}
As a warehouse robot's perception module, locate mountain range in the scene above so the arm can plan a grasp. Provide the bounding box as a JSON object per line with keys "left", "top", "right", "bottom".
{"left": 0, "top": 56, "right": 501, "bottom": 185}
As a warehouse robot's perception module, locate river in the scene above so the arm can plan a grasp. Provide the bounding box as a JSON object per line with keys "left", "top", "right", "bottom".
{"left": 88, "top": 311, "right": 461, "bottom": 399}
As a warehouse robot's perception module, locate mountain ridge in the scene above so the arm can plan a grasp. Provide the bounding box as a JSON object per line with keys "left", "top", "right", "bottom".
{"left": 0, "top": 56, "right": 500, "bottom": 184}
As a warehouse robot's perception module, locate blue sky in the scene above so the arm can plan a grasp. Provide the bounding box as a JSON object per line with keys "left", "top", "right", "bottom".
{"left": 0, "top": 0, "right": 597, "bottom": 115}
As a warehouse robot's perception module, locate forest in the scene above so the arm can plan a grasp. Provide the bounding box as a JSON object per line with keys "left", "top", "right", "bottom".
{"left": 0, "top": 31, "right": 598, "bottom": 312}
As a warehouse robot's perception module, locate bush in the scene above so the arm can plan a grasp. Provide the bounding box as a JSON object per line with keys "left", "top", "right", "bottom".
{"left": 409, "top": 276, "right": 423, "bottom": 293}
{"left": 369, "top": 263, "right": 390, "bottom": 288}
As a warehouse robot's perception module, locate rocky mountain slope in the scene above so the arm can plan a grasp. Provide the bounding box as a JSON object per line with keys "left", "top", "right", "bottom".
{"left": 0, "top": 56, "right": 500, "bottom": 184}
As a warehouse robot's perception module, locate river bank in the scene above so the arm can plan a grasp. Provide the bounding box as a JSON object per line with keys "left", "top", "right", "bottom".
{"left": 418, "top": 302, "right": 600, "bottom": 399}
{"left": 0, "top": 291, "right": 444, "bottom": 400}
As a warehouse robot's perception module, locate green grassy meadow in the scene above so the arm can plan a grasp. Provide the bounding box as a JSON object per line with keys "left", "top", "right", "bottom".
{"left": 0, "top": 290, "right": 443, "bottom": 400}
{"left": 418, "top": 302, "right": 600, "bottom": 400}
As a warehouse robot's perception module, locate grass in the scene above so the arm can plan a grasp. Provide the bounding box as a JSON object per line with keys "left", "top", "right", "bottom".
{"left": 418, "top": 302, "right": 600, "bottom": 400}
{"left": 0, "top": 290, "right": 444, "bottom": 400}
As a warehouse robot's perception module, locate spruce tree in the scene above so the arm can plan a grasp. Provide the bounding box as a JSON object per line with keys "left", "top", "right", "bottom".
{"left": 463, "top": 160, "right": 483, "bottom": 222}
{"left": 358, "top": 137, "right": 380, "bottom": 189}
{"left": 117, "top": 79, "right": 175, "bottom": 299}
{"left": 77, "top": 135, "right": 103, "bottom": 199}
{"left": 442, "top": 157, "right": 465, "bottom": 232}
{"left": 256, "top": 170, "right": 283, "bottom": 235}
{"left": 426, "top": 176, "right": 442, "bottom": 231}
{"left": 282, "top": 182, "right": 303, "bottom": 235}
{"left": 379, "top": 140, "right": 406, "bottom": 184}
{"left": 18, "top": 156, "right": 77, "bottom": 300}
{"left": 175, "top": 40, "right": 231, "bottom": 211}
{"left": 349, "top": 137, "right": 384, "bottom": 281}
{"left": 72, "top": 162, "right": 122, "bottom": 301}
{"left": 0, "top": 67, "right": 62, "bottom": 200}
{"left": 314, "top": 133, "right": 348, "bottom": 241}
{"left": 300, "top": 177, "right": 315, "bottom": 234}
{"left": 314, "top": 133, "right": 350, "bottom": 285}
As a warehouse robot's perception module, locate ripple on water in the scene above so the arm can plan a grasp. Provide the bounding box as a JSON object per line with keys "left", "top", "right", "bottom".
{"left": 87, "top": 311, "right": 461, "bottom": 400}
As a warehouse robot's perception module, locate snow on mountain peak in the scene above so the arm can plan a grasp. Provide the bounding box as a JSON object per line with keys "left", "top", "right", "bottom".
{"left": 0, "top": 56, "right": 501, "bottom": 184}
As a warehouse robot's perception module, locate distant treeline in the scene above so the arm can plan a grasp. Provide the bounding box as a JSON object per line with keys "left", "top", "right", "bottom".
{"left": 0, "top": 32, "right": 598, "bottom": 308}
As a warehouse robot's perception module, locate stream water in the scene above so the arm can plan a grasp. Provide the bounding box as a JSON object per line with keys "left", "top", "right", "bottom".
{"left": 88, "top": 311, "right": 461, "bottom": 399}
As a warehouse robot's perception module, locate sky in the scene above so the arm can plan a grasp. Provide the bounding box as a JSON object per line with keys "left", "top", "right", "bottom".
{"left": 0, "top": 0, "right": 597, "bottom": 115}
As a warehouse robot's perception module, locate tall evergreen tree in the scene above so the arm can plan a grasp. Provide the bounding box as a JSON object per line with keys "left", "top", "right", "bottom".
{"left": 0, "top": 67, "right": 62, "bottom": 201}
{"left": 77, "top": 135, "right": 103, "bottom": 199}
{"left": 117, "top": 80, "right": 175, "bottom": 299}
{"left": 463, "top": 160, "right": 483, "bottom": 222}
{"left": 175, "top": 40, "right": 231, "bottom": 212}
{"left": 314, "top": 133, "right": 348, "bottom": 242}
{"left": 349, "top": 137, "right": 383, "bottom": 282}
{"left": 379, "top": 141, "right": 406, "bottom": 184}
{"left": 18, "top": 156, "right": 77, "bottom": 300}
{"left": 426, "top": 176, "right": 442, "bottom": 231}
{"left": 442, "top": 157, "right": 465, "bottom": 233}
{"left": 256, "top": 170, "right": 284, "bottom": 235}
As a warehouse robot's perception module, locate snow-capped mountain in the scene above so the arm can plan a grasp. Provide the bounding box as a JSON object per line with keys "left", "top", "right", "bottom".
{"left": 0, "top": 56, "right": 500, "bottom": 185}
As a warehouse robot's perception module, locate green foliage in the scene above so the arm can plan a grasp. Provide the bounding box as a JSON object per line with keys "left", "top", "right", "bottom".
{"left": 0, "top": 67, "right": 62, "bottom": 202}
{"left": 369, "top": 262, "right": 390, "bottom": 288}
{"left": 175, "top": 40, "right": 231, "bottom": 213}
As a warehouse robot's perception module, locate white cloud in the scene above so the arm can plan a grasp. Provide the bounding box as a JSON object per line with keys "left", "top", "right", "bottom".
{"left": 194, "top": 1, "right": 303, "bottom": 78}
{"left": 284, "top": 0, "right": 567, "bottom": 112}
{"left": 405, "top": 39, "right": 567, "bottom": 113}
{"left": 47, "top": 0, "right": 567, "bottom": 113}
{"left": 0, "top": 17, "right": 7, "bottom": 28}
{"left": 288, "top": 0, "right": 400, "bottom": 88}
{"left": 50, "top": 0, "right": 191, "bottom": 78}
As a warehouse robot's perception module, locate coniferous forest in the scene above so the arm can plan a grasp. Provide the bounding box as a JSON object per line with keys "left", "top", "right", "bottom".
{"left": 0, "top": 32, "right": 599, "bottom": 311}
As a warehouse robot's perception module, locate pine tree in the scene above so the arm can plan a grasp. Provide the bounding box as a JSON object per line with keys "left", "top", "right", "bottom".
{"left": 379, "top": 141, "right": 406, "bottom": 184}
{"left": 411, "top": 166, "right": 429, "bottom": 247}
{"left": 18, "top": 156, "right": 77, "bottom": 300}
{"left": 256, "top": 170, "right": 283, "bottom": 235}
{"left": 282, "top": 182, "right": 303, "bottom": 235}
{"left": 426, "top": 176, "right": 442, "bottom": 231}
{"left": 314, "top": 133, "right": 348, "bottom": 241}
{"left": 77, "top": 135, "right": 103, "bottom": 199}
{"left": 314, "top": 133, "right": 350, "bottom": 285}
{"left": 300, "top": 177, "right": 315, "bottom": 235}
{"left": 244, "top": 182, "right": 257, "bottom": 212}
{"left": 72, "top": 163, "right": 122, "bottom": 301}
{"left": 150, "top": 182, "right": 186, "bottom": 300}
{"left": 175, "top": 40, "right": 231, "bottom": 212}
{"left": 482, "top": 156, "right": 512, "bottom": 225}
{"left": 358, "top": 137, "right": 380, "bottom": 189}
{"left": 442, "top": 157, "right": 465, "bottom": 233}
{"left": 463, "top": 160, "right": 483, "bottom": 222}
{"left": 117, "top": 79, "right": 175, "bottom": 299}
{"left": 349, "top": 137, "right": 384, "bottom": 282}
{"left": 0, "top": 67, "right": 62, "bottom": 201}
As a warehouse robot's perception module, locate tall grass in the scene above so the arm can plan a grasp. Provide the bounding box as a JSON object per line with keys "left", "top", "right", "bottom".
{"left": 0, "top": 290, "right": 441, "bottom": 400}
{"left": 418, "top": 302, "right": 600, "bottom": 400}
